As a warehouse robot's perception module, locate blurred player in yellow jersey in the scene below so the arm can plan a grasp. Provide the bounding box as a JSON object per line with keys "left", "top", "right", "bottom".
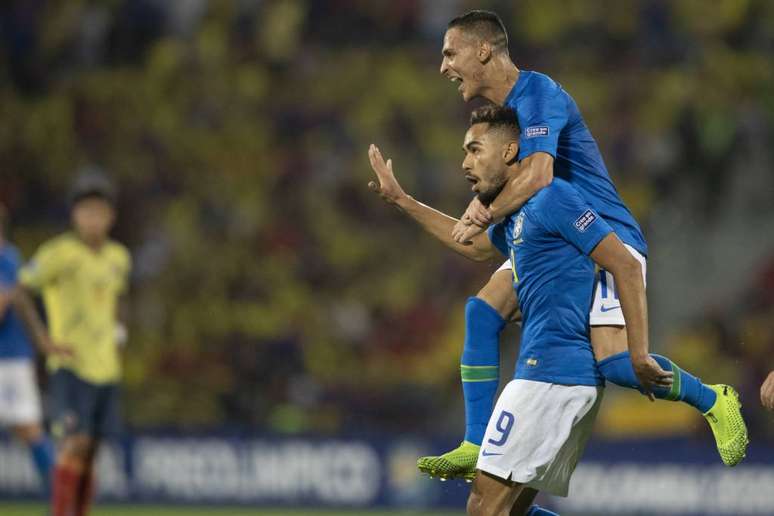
{"left": 16, "top": 172, "right": 131, "bottom": 516}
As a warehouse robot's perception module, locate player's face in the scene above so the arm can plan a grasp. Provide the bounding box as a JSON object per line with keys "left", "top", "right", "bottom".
{"left": 441, "top": 28, "right": 485, "bottom": 102}
{"left": 72, "top": 197, "right": 115, "bottom": 243}
{"left": 462, "top": 123, "right": 509, "bottom": 205}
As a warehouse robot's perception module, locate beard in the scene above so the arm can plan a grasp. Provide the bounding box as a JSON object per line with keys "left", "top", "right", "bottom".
{"left": 477, "top": 178, "right": 507, "bottom": 206}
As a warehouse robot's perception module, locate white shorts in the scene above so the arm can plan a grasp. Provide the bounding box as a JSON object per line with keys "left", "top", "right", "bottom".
{"left": 0, "top": 359, "right": 43, "bottom": 425}
{"left": 477, "top": 379, "right": 603, "bottom": 497}
{"left": 496, "top": 244, "right": 647, "bottom": 326}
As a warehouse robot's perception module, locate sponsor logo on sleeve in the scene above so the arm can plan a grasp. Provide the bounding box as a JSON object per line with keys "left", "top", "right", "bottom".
{"left": 574, "top": 209, "right": 598, "bottom": 232}
{"left": 524, "top": 126, "right": 549, "bottom": 138}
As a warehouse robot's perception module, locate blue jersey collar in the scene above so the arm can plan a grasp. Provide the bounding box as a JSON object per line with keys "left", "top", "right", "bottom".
{"left": 504, "top": 70, "right": 531, "bottom": 106}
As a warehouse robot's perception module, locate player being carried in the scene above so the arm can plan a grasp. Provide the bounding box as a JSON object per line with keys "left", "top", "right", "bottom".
{"left": 370, "top": 103, "right": 660, "bottom": 515}
{"left": 0, "top": 204, "right": 57, "bottom": 497}
{"left": 15, "top": 173, "right": 132, "bottom": 516}
{"left": 404, "top": 10, "right": 746, "bottom": 479}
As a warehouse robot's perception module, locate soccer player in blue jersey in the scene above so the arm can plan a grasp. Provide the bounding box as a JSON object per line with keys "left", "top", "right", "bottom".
{"left": 370, "top": 104, "right": 656, "bottom": 515}
{"left": 0, "top": 204, "right": 56, "bottom": 496}
{"left": 410, "top": 10, "right": 747, "bottom": 477}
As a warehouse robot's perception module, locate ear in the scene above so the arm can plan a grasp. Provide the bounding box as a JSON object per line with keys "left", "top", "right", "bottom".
{"left": 503, "top": 140, "right": 520, "bottom": 164}
{"left": 477, "top": 40, "right": 492, "bottom": 63}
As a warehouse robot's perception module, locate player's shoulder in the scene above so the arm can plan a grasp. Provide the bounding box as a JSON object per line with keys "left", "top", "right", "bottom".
{"left": 37, "top": 233, "right": 77, "bottom": 256}
{"left": 105, "top": 240, "right": 131, "bottom": 266}
{"left": 0, "top": 243, "right": 21, "bottom": 263}
{"left": 521, "top": 71, "right": 562, "bottom": 98}
{"left": 533, "top": 177, "right": 580, "bottom": 205}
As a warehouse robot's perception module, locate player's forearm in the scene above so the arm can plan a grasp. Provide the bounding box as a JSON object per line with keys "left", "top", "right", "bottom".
{"left": 396, "top": 195, "right": 495, "bottom": 262}
{"left": 611, "top": 264, "right": 649, "bottom": 360}
{"left": 487, "top": 156, "right": 553, "bottom": 220}
{"left": 12, "top": 287, "right": 51, "bottom": 352}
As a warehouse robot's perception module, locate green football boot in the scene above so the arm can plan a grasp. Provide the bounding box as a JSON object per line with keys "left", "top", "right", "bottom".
{"left": 417, "top": 441, "right": 479, "bottom": 482}
{"left": 703, "top": 384, "right": 749, "bottom": 467}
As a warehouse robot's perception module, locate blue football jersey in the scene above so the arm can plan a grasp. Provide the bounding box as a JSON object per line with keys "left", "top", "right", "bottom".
{"left": 504, "top": 70, "right": 648, "bottom": 257}
{"left": 488, "top": 178, "right": 612, "bottom": 386}
{"left": 0, "top": 243, "right": 34, "bottom": 360}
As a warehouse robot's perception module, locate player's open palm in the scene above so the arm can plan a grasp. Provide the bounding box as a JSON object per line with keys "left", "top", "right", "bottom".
{"left": 761, "top": 371, "right": 774, "bottom": 411}
{"left": 632, "top": 355, "right": 673, "bottom": 401}
{"left": 368, "top": 144, "right": 406, "bottom": 205}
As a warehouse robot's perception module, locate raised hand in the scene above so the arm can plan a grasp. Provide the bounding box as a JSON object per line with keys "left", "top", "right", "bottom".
{"left": 367, "top": 144, "right": 407, "bottom": 206}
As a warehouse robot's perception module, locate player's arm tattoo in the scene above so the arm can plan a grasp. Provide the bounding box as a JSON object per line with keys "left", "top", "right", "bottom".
{"left": 487, "top": 152, "right": 554, "bottom": 220}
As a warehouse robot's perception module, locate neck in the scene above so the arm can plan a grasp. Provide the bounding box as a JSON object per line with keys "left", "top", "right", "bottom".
{"left": 78, "top": 233, "right": 106, "bottom": 252}
{"left": 481, "top": 58, "right": 519, "bottom": 106}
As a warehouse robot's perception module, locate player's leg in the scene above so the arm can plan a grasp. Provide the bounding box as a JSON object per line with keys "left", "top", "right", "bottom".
{"left": 590, "top": 246, "right": 748, "bottom": 466}
{"left": 0, "top": 359, "right": 54, "bottom": 495}
{"left": 73, "top": 382, "right": 121, "bottom": 516}
{"left": 50, "top": 369, "right": 101, "bottom": 516}
{"left": 467, "top": 470, "right": 526, "bottom": 516}
{"left": 418, "top": 265, "right": 517, "bottom": 480}
{"left": 476, "top": 380, "right": 601, "bottom": 515}
{"left": 11, "top": 423, "right": 55, "bottom": 495}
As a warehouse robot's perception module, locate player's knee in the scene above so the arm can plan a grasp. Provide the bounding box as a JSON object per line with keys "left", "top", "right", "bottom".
{"left": 60, "top": 435, "right": 95, "bottom": 463}
{"left": 11, "top": 423, "right": 43, "bottom": 444}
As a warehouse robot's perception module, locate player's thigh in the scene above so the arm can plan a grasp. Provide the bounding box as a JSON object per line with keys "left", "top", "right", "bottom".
{"left": 93, "top": 382, "right": 122, "bottom": 440}
{"left": 0, "top": 359, "right": 43, "bottom": 427}
{"left": 590, "top": 324, "right": 627, "bottom": 361}
{"left": 477, "top": 264, "right": 519, "bottom": 320}
{"left": 50, "top": 369, "right": 102, "bottom": 440}
{"left": 468, "top": 470, "right": 524, "bottom": 516}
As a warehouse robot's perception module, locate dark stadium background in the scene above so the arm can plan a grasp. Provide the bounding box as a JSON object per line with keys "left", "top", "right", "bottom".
{"left": 1, "top": 1, "right": 773, "bottom": 515}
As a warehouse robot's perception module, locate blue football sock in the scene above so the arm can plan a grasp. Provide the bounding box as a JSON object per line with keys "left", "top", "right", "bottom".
{"left": 461, "top": 297, "right": 505, "bottom": 446}
{"left": 598, "top": 351, "right": 717, "bottom": 413}
{"left": 29, "top": 436, "right": 55, "bottom": 495}
{"left": 527, "top": 505, "right": 559, "bottom": 515}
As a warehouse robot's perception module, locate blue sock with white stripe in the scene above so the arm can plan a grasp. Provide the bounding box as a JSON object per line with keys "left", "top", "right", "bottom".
{"left": 527, "top": 505, "right": 559, "bottom": 515}
{"left": 461, "top": 297, "right": 505, "bottom": 446}
{"left": 598, "top": 351, "right": 717, "bottom": 413}
{"left": 29, "top": 436, "right": 55, "bottom": 496}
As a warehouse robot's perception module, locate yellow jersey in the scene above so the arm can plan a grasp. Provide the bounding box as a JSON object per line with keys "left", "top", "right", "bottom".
{"left": 20, "top": 233, "right": 131, "bottom": 384}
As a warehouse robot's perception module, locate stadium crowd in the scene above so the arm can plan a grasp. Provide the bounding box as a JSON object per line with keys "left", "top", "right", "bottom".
{"left": 0, "top": 0, "right": 772, "bottom": 440}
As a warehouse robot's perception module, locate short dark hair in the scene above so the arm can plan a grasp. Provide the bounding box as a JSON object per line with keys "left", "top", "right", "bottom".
{"left": 448, "top": 10, "right": 509, "bottom": 54}
{"left": 470, "top": 104, "right": 520, "bottom": 136}
{"left": 69, "top": 169, "right": 117, "bottom": 207}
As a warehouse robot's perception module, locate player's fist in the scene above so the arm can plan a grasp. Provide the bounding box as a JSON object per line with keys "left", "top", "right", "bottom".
{"left": 631, "top": 354, "right": 673, "bottom": 402}
{"left": 761, "top": 371, "right": 774, "bottom": 411}
{"left": 367, "top": 144, "right": 407, "bottom": 206}
{"left": 452, "top": 219, "right": 486, "bottom": 245}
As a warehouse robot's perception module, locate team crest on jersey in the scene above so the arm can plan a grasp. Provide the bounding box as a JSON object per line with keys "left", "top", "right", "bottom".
{"left": 525, "top": 126, "right": 549, "bottom": 138}
{"left": 512, "top": 212, "right": 525, "bottom": 244}
{"left": 574, "top": 209, "right": 597, "bottom": 232}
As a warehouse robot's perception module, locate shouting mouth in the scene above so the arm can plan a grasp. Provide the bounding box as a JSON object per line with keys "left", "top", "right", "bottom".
{"left": 450, "top": 76, "right": 464, "bottom": 92}
{"left": 465, "top": 174, "right": 479, "bottom": 192}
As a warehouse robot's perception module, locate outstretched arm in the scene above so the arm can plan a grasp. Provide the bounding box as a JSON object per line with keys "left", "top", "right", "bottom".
{"left": 367, "top": 144, "right": 499, "bottom": 262}
{"left": 453, "top": 152, "right": 554, "bottom": 243}
{"left": 590, "top": 234, "right": 672, "bottom": 399}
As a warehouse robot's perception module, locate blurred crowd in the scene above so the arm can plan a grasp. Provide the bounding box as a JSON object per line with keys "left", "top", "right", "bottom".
{"left": 0, "top": 0, "right": 772, "bottom": 439}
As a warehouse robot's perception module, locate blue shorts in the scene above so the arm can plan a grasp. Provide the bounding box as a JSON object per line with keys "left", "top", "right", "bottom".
{"left": 49, "top": 369, "right": 122, "bottom": 439}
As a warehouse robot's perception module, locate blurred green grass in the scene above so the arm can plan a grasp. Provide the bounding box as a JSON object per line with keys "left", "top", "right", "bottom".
{"left": 0, "top": 502, "right": 464, "bottom": 516}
